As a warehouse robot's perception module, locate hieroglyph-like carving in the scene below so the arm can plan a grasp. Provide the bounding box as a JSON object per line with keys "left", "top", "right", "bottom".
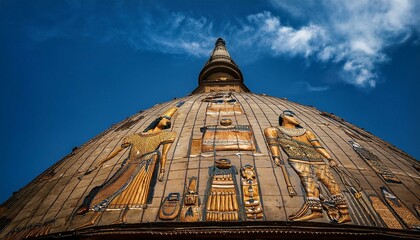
{"left": 264, "top": 110, "right": 351, "bottom": 224}
{"left": 349, "top": 141, "right": 401, "bottom": 183}
{"left": 241, "top": 165, "right": 263, "bottom": 219}
{"left": 74, "top": 102, "right": 183, "bottom": 229}
{"left": 369, "top": 194, "right": 403, "bottom": 229}
{"left": 381, "top": 187, "right": 420, "bottom": 229}
{"left": 179, "top": 177, "right": 201, "bottom": 222}
{"left": 201, "top": 125, "right": 256, "bottom": 152}
{"left": 203, "top": 93, "right": 244, "bottom": 117}
{"left": 159, "top": 193, "right": 181, "bottom": 220}
{"left": 204, "top": 159, "right": 241, "bottom": 221}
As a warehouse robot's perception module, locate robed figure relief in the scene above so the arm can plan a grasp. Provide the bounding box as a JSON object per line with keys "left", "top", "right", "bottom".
{"left": 264, "top": 110, "right": 351, "bottom": 223}
{"left": 74, "top": 102, "right": 183, "bottom": 228}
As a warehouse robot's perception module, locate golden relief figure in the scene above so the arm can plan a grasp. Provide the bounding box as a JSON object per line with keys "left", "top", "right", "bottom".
{"left": 204, "top": 159, "right": 241, "bottom": 221}
{"left": 264, "top": 110, "right": 351, "bottom": 223}
{"left": 349, "top": 141, "right": 401, "bottom": 183}
{"left": 74, "top": 102, "right": 183, "bottom": 228}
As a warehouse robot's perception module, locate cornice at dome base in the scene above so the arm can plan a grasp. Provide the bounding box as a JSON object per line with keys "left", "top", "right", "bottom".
{"left": 40, "top": 222, "right": 420, "bottom": 240}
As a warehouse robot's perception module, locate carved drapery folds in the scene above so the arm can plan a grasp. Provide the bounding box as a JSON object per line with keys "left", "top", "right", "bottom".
{"left": 204, "top": 159, "right": 241, "bottom": 221}
{"left": 73, "top": 102, "right": 183, "bottom": 229}
{"left": 264, "top": 110, "right": 351, "bottom": 224}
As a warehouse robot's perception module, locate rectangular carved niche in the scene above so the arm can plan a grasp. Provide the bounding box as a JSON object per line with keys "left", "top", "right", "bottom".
{"left": 201, "top": 125, "right": 256, "bottom": 152}
{"left": 206, "top": 102, "right": 244, "bottom": 117}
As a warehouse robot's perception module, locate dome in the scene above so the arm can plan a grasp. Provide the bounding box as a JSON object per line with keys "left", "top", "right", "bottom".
{"left": 0, "top": 39, "right": 419, "bottom": 240}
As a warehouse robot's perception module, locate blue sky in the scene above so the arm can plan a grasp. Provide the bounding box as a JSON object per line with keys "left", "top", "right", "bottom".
{"left": 0, "top": 0, "right": 419, "bottom": 203}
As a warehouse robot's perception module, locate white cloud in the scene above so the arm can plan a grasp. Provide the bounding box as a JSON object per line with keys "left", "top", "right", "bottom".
{"left": 267, "top": 0, "right": 420, "bottom": 88}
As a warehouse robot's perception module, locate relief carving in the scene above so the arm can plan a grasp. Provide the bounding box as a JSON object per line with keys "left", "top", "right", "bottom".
{"left": 73, "top": 102, "right": 183, "bottom": 229}
{"left": 264, "top": 110, "right": 351, "bottom": 223}
{"left": 204, "top": 159, "right": 241, "bottom": 221}
{"left": 203, "top": 93, "right": 244, "bottom": 116}
{"left": 349, "top": 141, "right": 401, "bottom": 183}
{"left": 159, "top": 193, "right": 181, "bottom": 220}
{"left": 241, "top": 165, "right": 263, "bottom": 219}
{"left": 381, "top": 187, "right": 420, "bottom": 229}
{"left": 369, "top": 194, "right": 403, "bottom": 229}
{"left": 201, "top": 123, "right": 256, "bottom": 152}
{"left": 179, "top": 177, "right": 201, "bottom": 222}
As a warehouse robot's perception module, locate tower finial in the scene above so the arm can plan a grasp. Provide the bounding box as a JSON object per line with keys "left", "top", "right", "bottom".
{"left": 192, "top": 38, "right": 250, "bottom": 94}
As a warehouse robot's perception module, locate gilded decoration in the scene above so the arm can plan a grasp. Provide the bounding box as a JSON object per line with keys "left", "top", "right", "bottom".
{"left": 159, "top": 193, "right": 181, "bottom": 220}
{"left": 241, "top": 165, "right": 263, "bottom": 219}
{"left": 264, "top": 110, "right": 351, "bottom": 223}
{"left": 201, "top": 124, "right": 256, "bottom": 152}
{"left": 203, "top": 93, "right": 244, "bottom": 116}
{"left": 349, "top": 141, "right": 401, "bottom": 183}
{"left": 369, "top": 194, "right": 403, "bottom": 229}
{"left": 189, "top": 138, "right": 202, "bottom": 157}
{"left": 179, "top": 177, "right": 201, "bottom": 222}
{"left": 204, "top": 159, "right": 242, "bottom": 221}
{"left": 73, "top": 102, "right": 183, "bottom": 228}
{"left": 381, "top": 187, "right": 420, "bottom": 229}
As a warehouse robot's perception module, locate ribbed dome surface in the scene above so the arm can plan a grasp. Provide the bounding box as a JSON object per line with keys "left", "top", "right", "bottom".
{"left": 1, "top": 92, "right": 418, "bottom": 239}
{"left": 1, "top": 38, "right": 419, "bottom": 239}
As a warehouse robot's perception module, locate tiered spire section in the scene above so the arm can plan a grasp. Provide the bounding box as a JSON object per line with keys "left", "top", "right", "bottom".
{"left": 192, "top": 38, "right": 250, "bottom": 93}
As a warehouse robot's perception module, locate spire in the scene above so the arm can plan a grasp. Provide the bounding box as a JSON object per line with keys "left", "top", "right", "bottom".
{"left": 192, "top": 38, "right": 250, "bottom": 93}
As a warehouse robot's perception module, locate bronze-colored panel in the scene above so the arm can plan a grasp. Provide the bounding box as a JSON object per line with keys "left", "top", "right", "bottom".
{"left": 381, "top": 187, "right": 420, "bottom": 229}
{"left": 369, "top": 195, "right": 403, "bottom": 229}
{"left": 350, "top": 141, "right": 401, "bottom": 183}
{"left": 201, "top": 125, "right": 256, "bottom": 152}
{"left": 207, "top": 102, "right": 244, "bottom": 117}
{"left": 189, "top": 138, "right": 202, "bottom": 157}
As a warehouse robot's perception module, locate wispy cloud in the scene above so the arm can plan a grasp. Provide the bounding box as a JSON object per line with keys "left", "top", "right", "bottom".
{"left": 266, "top": 0, "right": 420, "bottom": 88}
{"left": 25, "top": 0, "right": 420, "bottom": 88}
{"left": 296, "top": 81, "right": 329, "bottom": 92}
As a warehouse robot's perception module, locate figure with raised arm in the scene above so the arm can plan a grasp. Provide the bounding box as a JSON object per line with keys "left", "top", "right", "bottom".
{"left": 74, "top": 102, "right": 183, "bottom": 228}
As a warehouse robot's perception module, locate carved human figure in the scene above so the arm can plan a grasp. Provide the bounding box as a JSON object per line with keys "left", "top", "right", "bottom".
{"left": 264, "top": 110, "right": 351, "bottom": 223}
{"left": 74, "top": 102, "right": 183, "bottom": 228}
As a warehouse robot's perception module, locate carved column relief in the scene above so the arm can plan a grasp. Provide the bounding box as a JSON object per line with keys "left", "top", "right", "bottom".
{"left": 349, "top": 141, "right": 401, "bottom": 183}
{"left": 369, "top": 194, "right": 403, "bottom": 229}
{"left": 381, "top": 187, "right": 420, "bottom": 229}
{"left": 241, "top": 165, "right": 263, "bottom": 219}
{"left": 204, "top": 159, "right": 241, "bottom": 221}
{"left": 179, "top": 177, "right": 201, "bottom": 222}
